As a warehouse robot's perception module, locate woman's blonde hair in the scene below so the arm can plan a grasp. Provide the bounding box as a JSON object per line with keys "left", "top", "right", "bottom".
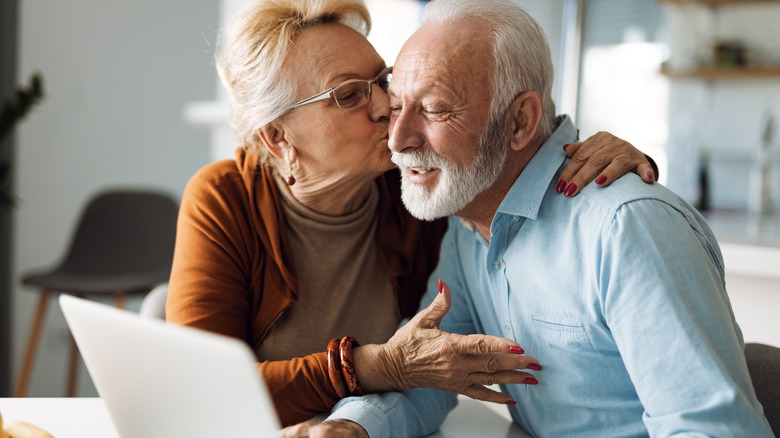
{"left": 217, "top": 0, "right": 372, "bottom": 160}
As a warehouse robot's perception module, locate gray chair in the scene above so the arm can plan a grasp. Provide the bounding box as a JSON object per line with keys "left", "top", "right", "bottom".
{"left": 744, "top": 342, "right": 780, "bottom": 434}
{"left": 15, "top": 189, "right": 178, "bottom": 397}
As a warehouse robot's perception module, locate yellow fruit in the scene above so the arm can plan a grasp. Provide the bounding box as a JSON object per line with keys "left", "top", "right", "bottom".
{"left": 0, "top": 411, "right": 54, "bottom": 438}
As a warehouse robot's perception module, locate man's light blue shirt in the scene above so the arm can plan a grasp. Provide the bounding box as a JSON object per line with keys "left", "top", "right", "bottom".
{"left": 327, "top": 116, "right": 772, "bottom": 437}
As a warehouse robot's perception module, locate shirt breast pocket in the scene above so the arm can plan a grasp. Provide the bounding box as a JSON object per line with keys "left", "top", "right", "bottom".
{"left": 530, "top": 313, "right": 594, "bottom": 351}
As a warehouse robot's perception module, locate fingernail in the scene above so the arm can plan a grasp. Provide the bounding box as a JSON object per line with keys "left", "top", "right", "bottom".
{"left": 438, "top": 278, "right": 443, "bottom": 294}
{"left": 595, "top": 175, "right": 607, "bottom": 185}
{"left": 509, "top": 346, "right": 524, "bottom": 354}
{"left": 505, "top": 400, "right": 517, "bottom": 405}
{"left": 524, "top": 377, "right": 539, "bottom": 385}
{"left": 562, "top": 143, "right": 571, "bottom": 150}
{"left": 647, "top": 172, "right": 654, "bottom": 181}
{"left": 528, "top": 363, "right": 542, "bottom": 371}
{"left": 556, "top": 180, "right": 566, "bottom": 193}
{"left": 563, "top": 183, "right": 577, "bottom": 197}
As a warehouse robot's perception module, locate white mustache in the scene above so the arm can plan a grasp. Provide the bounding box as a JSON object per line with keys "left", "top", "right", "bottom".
{"left": 391, "top": 150, "right": 450, "bottom": 170}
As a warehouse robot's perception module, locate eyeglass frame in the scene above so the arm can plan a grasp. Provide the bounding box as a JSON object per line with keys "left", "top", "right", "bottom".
{"left": 289, "top": 66, "right": 393, "bottom": 110}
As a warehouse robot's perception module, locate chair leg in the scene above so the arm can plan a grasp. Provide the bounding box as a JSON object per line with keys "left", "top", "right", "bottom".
{"left": 113, "top": 293, "right": 125, "bottom": 309}
{"left": 14, "top": 290, "right": 51, "bottom": 397}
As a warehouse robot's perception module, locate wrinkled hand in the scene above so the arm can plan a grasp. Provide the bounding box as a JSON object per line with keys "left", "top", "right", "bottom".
{"left": 354, "top": 280, "right": 541, "bottom": 405}
{"left": 281, "top": 419, "right": 368, "bottom": 438}
{"left": 557, "top": 131, "right": 658, "bottom": 197}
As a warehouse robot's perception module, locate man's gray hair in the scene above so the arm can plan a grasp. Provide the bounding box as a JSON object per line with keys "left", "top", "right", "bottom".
{"left": 422, "top": 0, "right": 557, "bottom": 138}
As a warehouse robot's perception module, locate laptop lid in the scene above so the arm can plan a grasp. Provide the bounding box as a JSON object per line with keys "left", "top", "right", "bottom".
{"left": 59, "top": 295, "right": 281, "bottom": 438}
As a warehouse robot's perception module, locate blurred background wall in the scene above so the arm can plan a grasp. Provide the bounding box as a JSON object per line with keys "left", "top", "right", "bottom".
{"left": 8, "top": 0, "right": 219, "bottom": 397}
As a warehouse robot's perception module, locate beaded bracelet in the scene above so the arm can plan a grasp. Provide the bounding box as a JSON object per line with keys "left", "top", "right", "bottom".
{"left": 327, "top": 338, "right": 348, "bottom": 398}
{"left": 339, "top": 336, "right": 366, "bottom": 396}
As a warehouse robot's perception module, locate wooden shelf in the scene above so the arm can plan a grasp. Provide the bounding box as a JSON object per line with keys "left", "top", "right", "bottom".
{"left": 659, "top": 0, "right": 780, "bottom": 5}
{"left": 661, "top": 65, "right": 780, "bottom": 80}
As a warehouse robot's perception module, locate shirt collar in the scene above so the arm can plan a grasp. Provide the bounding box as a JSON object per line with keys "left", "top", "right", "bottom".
{"left": 496, "top": 115, "right": 578, "bottom": 220}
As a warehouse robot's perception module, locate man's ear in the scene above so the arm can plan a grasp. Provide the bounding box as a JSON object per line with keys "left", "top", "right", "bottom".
{"left": 258, "top": 121, "right": 289, "bottom": 161}
{"left": 508, "top": 92, "right": 542, "bottom": 152}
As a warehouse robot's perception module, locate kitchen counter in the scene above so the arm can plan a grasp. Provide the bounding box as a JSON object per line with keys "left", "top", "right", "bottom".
{"left": 703, "top": 210, "right": 780, "bottom": 348}
{"left": 703, "top": 211, "right": 780, "bottom": 280}
{"left": 705, "top": 210, "right": 780, "bottom": 248}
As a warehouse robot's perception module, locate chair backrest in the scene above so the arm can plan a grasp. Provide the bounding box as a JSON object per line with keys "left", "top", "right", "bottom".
{"left": 58, "top": 190, "right": 178, "bottom": 276}
{"left": 140, "top": 282, "right": 169, "bottom": 320}
{"left": 744, "top": 342, "right": 780, "bottom": 434}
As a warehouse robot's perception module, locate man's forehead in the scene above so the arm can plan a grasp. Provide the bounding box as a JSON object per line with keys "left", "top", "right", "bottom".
{"left": 393, "top": 51, "right": 444, "bottom": 75}
{"left": 389, "top": 53, "right": 468, "bottom": 100}
{"left": 391, "top": 48, "right": 490, "bottom": 101}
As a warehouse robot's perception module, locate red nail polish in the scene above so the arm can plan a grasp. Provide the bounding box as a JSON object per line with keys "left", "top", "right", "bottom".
{"left": 647, "top": 172, "right": 654, "bottom": 181}
{"left": 563, "top": 183, "right": 577, "bottom": 197}
{"left": 505, "top": 400, "right": 517, "bottom": 406}
{"left": 595, "top": 175, "right": 607, "bottom": 185}
{"left": 556, "top": 180, "right": 566, "bottom": 193}
{"left": 562, "top": 143, "right": 571, "bottom": 150}
{"left": 528, "top": 363, "right": 542, "bottom": 371}
{"left": 509, "top": 346, "right": 524, "bottom": 354}
{"left": 523, "top": 377, "right": 539, "bottom": 385}
{"left": 438, "top": 278, "right": 443, "bottom": 294}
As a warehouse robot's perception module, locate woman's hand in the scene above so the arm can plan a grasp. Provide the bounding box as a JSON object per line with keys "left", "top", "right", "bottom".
{"left": 281, "top": 420, "right": 368, "bottom": 438}
{"left": 353, "top": 280, "right": 541, "bottom": 405}
{"left": 557, "top": 131, "right": 659, "bottom": 197}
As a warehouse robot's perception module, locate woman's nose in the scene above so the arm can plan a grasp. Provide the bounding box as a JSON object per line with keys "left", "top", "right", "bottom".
{"left": 369, "top": 83, "right": 390, "bottom": 122}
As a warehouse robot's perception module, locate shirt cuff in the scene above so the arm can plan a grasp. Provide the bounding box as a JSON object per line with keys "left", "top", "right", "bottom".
{"left": 326, "top": 398, "right": 391, "bottom": 438}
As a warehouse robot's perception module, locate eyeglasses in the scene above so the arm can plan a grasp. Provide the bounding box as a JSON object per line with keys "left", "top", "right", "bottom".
{"left": 290, "top": 66, "right": 393, "bottom": 110}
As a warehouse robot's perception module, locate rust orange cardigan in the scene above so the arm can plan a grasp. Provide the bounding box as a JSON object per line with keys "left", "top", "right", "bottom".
{"left": 167, "top": 148, "right": 447, "bottom": 426}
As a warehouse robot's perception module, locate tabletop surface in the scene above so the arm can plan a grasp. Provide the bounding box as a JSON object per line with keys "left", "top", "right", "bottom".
{"left": 0, "top": 396, "right": 531, "bottom": 438}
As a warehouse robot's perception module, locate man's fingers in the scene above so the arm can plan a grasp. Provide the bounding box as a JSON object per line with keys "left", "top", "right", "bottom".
{"left": 280, "top": 423, "right": 312, "bottom": 438}
{"left": 309, "top": 420, "right": 369, "bottom": 438}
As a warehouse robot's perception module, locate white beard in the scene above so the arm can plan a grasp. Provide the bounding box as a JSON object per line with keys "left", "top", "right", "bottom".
{"left": 392, "top": 113, "right": 509, "bottom": 221}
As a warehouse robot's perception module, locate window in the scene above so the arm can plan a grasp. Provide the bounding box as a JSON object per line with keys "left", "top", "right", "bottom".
{"left": 573, "top": 0, "right": 669, "bottom": 183}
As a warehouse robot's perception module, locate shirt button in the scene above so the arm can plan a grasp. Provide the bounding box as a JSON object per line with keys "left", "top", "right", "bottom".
{"left": 504, "top": 324, "right": 512, "bottom": 333}
{"left": 512, "top": 216, "right": 521, "bottom": 222}
{"left": 494, "top": 261, "right": 503, "bottom": 270}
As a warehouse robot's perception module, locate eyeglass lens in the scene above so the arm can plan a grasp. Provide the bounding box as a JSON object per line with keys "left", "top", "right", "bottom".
{"left": 332, "top": 69, "right": 391, "bottom": 109}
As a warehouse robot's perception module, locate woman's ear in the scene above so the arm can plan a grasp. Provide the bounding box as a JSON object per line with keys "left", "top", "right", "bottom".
{"left": 258, "top": 121, "right": 289, "bottom": 161}
{"left": 509, "top": 92, "right": 542, "bottom": 152}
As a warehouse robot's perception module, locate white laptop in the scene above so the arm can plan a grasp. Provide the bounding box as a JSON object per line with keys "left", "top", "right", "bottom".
{"left": 59, "top": 294, "right": 281, "bottom": 438}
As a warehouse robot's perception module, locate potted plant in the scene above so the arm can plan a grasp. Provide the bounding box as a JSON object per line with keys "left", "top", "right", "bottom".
{"left": 1, "top": 72, "right": 45, "bottom": 208}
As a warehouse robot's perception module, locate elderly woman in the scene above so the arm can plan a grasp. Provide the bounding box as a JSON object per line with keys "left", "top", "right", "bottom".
{"left": 166, "top": 0, "right": 657, "bottom": 427}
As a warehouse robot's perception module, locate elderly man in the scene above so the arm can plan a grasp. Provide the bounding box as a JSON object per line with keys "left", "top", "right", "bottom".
{"left": 298, "top": 0, "right": 775, "bottom": 437}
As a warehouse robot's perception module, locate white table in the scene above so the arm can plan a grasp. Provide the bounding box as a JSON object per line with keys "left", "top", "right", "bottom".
{"left": 0, "top": 396, "right": 531, "bottom": 437}
{"left": 0, "top": 398, "right": 117, "bottom": 438}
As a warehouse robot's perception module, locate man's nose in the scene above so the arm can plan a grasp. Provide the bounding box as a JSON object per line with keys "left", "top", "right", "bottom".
{"left": 388, "top": 108, "right": 424, "bottom": 153}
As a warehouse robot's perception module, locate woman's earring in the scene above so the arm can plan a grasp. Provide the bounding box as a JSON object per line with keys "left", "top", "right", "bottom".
{"left": 285, "top": 160, "right": 296, "bottom": 186}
